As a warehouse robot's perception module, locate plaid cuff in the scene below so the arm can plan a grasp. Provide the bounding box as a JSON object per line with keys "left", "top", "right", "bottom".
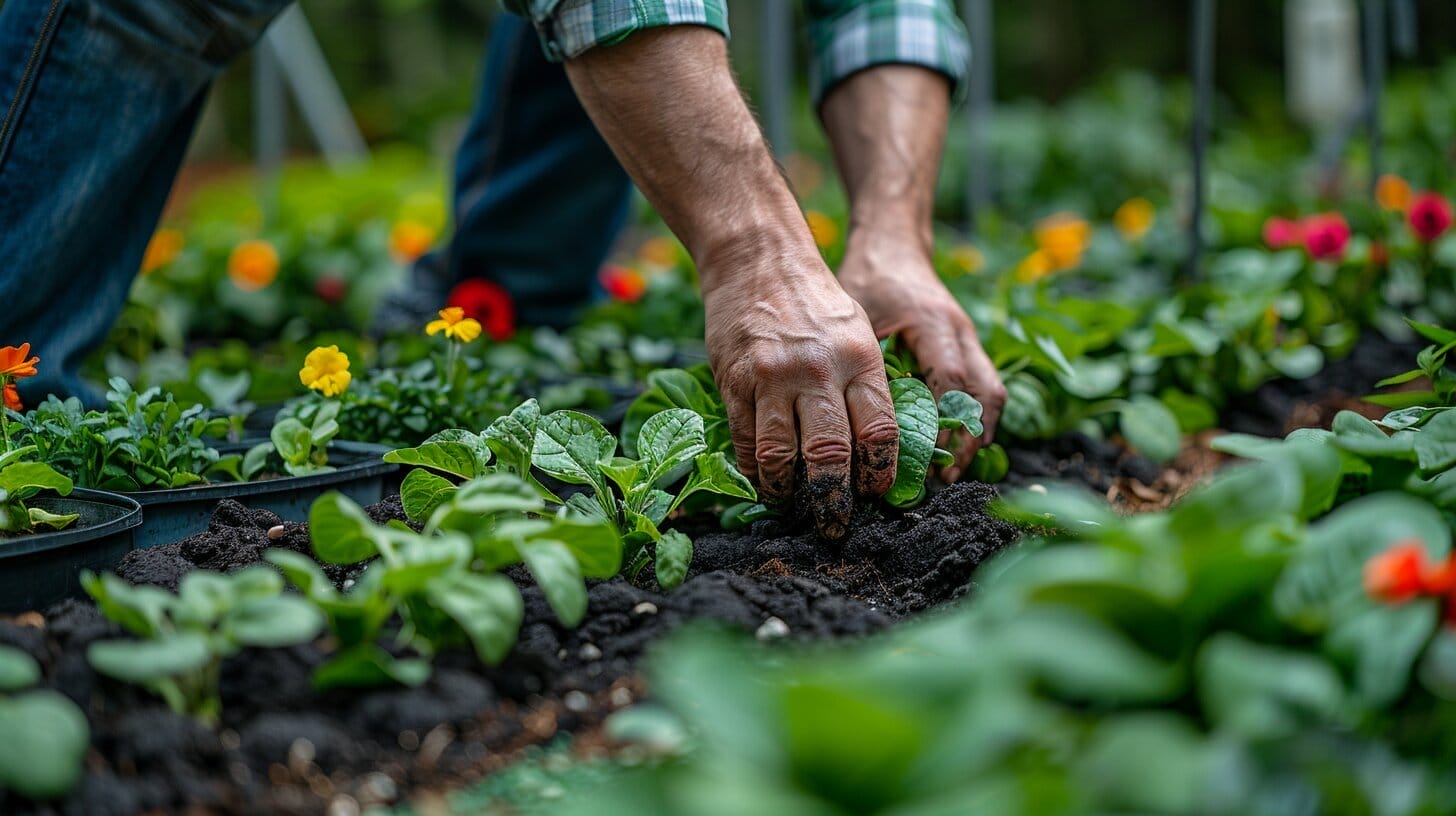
{"left": 516, "top": 0, "right": 730, "bottom": 61}
{"left": 808, "top": 0, "right": 970, "bottom": 105}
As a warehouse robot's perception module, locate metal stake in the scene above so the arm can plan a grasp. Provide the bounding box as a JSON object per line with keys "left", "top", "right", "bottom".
{"left": 1188, "top": 0, "right": 1216, "bottom": 280}
{"left": 1362, "top": 0, "right": 1387, "bottom": 194}
{"left": 760, "top": 0, "right": 794, "bottom": 156}
{"left": 962, "top": 0, "right": 994, "bottom": 231}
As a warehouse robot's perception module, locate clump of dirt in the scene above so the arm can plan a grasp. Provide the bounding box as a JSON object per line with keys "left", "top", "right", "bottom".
{"left": 3, "top": 483, "right": 1017, "bottom": 816}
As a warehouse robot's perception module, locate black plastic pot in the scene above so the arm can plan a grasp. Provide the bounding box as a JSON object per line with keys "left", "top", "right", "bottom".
{"left": 0, "top": 489, "right": 143, "bottom": 613}
{"left": 126, "top": 441, "right": 397, "bottom": 550}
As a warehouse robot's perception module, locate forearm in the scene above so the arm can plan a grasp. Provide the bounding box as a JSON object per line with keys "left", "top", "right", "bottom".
{"left": 819, "top": 65, "right": 951, "bottom": 254}
{"left": 563, "top": 27, "right": 818, "bottom": 292}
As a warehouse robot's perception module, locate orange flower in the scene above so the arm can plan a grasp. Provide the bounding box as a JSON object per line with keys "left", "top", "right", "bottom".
{"left": 0, "top": 344, "right": 39, "bottom": 380}
{"left": 1014, "top": 249, "right": 1055, "bottom": 284}
{"left": 1033, "top": 214, "right": 1091, "bottom": 271}
{"left": 228, "top": 239, "right": 279, "bottom": 291}
{"left": 637, "top": 236, "right": 680, "bottom": 269}
{"left": 806, "top": 211, "right": 840, "bottom": 250}
{"left": 390, "top": 220, "right": 436, "bottom": 263}
{"left": 600, "top": 265, "right": 648, "bottom": 302}
{"left": 141, "top": 228, "right": 184, "bottom": 274}
{"left": 1113, "top": 198, "right": 1155, "bottom": 241}
{"left": 1364, "top": 540, "right": 1439, "bottom": 603}
{"left": 1375, "top": 174, "right": 1414, "bottom": 213}
{"left": 2, "top": 383, "right": 20, "bottom": 411}
{"left": 947, "top": 244, "right": 985, "bottom": 277}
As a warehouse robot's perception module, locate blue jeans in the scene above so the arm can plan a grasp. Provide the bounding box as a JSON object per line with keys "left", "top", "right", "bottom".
{"left": 0, "top": 1, "right": 630, "bottom": 404}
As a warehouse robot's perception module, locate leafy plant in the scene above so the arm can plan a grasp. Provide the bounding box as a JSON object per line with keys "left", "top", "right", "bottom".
{"left": 884, "top": 375, "right": 985, "bottom": 507}
{"left": 267, "top": 472, "right": 622, "bottom": 689}
{"left": 0, "top": 446, "right": 78, "bottom": 534}
{"left": 82, "top": 568, "right": 324, "bottom": 725}
{"left": 0, "top": 645, "right": 88, "bottom": 800}
{"left": 13, "top": 378, "right": 236, "bottom": 491}
{"left": 387, "top": 398, "right": 755, "bottom": 590}
{"left": 1366, "top": 318, "right": 1456, "bottom": 410}
{"left": 234, "top": 400, "right": 343, "bottom": 480}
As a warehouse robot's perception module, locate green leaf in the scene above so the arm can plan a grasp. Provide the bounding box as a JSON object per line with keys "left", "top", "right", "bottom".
{"left": 1407, "top": 318, "right": 1456, "bottom": 346}
{"left": 313, "top": 645, "right": 431, "bottom": 691}
{"left": 533, "top": 411, "right": 616, "bottom": 489}
{"left": 1079, "top": 714, "right": 1213, "bottom": 814}
{"left": 80, "top": 571, "right": 173, "bottom": 637}
{"left": 1414, "top": 408, "right": 1456, "bottom": 473}
{"left": 519, "top": 539, "right": 588, "bottom": 626}
{"left": 384, "top": 429, "right": 490, "bottom": 480}
{"left": 1120, "top": 396, "right": 1181, "bottom": 463}
{"left": 1329, "top": 601, "right": 1439, "bottom": 707}
{"left": 639, "top": 409, "right": 707, "bottom": 486}
{"left": 27, "top": 507, "right": 78, "bottom": 530}
{"left": 886, "top": 378, "right": 939, "bottom": 508}
{"left": 270, "top": 417, "right": 312, "bottom": 465}
{"left": 936, "top": 391, "right": 984, "bottom": 436}
{"left": 399, "top": 468, "right": 458, "bottom": 523}
{"left": 0, "top": 690, "right": 90, "bottom": 799}
{"left": 1197, "top": 633, "right": 1347, "bottom": 740}
{"left": 483, "top": 399, "right": 541, "bottom": 477}
{"left": 0, "top": 645, "right": 40, "bottom": 692}
{"left": 598, "top": 457, "right": 643, "bottom": 494}
{"left": 536, "top": 516, "right": 623, "bottom": 578}
{"left": 264, "top": 549, "right": 337, "bottom": 601}
{"left": 655, "top": 529, "right": 693, "bottom": 590}
{"left": 425, "top": 572, "right": 524, "bottom": 665}
{"left": 622, "top": 367, "right": 721, "bottom": 458}
{"left": 674, "top": 451, "right": 756, "bottom": 513}
{"left": 0, "top": 462, "right": 73, "bottom": 500}
{"left": 308, "top": 491, "right": 383, "bottom": 565}
{"left": 226, "top": 596, "right": 324, "bottom": 648}
{"left": 969, "top": 444, "right": 1010, "bottom": 483}
{"left": 87, "top": 632, "right": 212, "bottom": 684}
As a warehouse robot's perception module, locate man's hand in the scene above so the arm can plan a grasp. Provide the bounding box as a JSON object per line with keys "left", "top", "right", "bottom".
{"left": 838, "top": 229, "right": 1005, "bottom": 481}
{"left": 703, "top": 244, "right": 898, "bottom": 539}
{"left": 820, "top": 64, "right": 1006, "bottom": 482}
{"left": 563, "top": 27, "right": 897, "bottom": 537}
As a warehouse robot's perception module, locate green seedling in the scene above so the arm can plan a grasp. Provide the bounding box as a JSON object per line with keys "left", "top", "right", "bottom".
{"left": 0, "top": 446, "right": 78, "bottom": 534}
{"left": 237, "top": 399, "right": 342, "bottom": 480}
{"left": 0, "top": 645, "right": 89, "bottom": 800}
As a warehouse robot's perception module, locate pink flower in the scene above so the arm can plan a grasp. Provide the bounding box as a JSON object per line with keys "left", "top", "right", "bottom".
{"left": 1301, "top": 213, "right": 1351, "bottom": 262}
{"left": 1262, "top": 217, "right": 1303, "bottom": 250}
{"left": 1408, "top": 193, "right": 1454, "bottom": 243}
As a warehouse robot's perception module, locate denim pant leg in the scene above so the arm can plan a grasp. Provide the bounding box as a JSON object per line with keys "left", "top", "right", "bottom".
{"left": 0, "top": 0, "right": 291, "bottom": 405}
{"left": 380, "top": 14, "right": 634, "bottom": 333}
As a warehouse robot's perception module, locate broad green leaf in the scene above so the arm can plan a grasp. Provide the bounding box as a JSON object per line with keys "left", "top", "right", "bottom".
{"left": 0, "top": 690, "right": 89, "bottom": 799}
{"left": 270, "top": 417, "right": 312, "bottom": 464}
{"left": 886, "top": 378, "right": 939, "bottom": 508}
{"left": 1268, "top": 345, "right": 1325, "bottom": 379}
{"left": 993, "top": 608, "right": 1181, "bottom": 703}
{"left": 483, "top": 399, "right": 541, "bottom": 477}
{"left": 426, "top": 571, "right": 524, "bottom": 665}
{"left": 1330, "top": 601, "right": 1438, "bottom": 707}
{"left": 0, "top": 446, "right": 39, "bottom": 470}
{"left": 1364, "top": 390, "right": 1442, "bottom": 410}
{"left": 639, "top": 409, "right": 707, "bottom": 486}
{"left": 969, "top": 444, "right": 1010, "bottom": 483}
{"left": 675, "top": 451, "right": 756, "bottom": 513}
{"left": 1197, "top": 633, "right": 1346, "bottom": 740}
{"left": 996, "top": 485, "right": 1118, "bottom": 535}
{"left": 598, "top": 457, "right": 643, "bottom": 494}
{"left": 1414, "top": 408, "right": 1456, "bottom": 473}
{"left": 639, "top": 488, "right": 675, "bottom": 526}
{"left": 533, "top": 411, "right": 616, "bottom": 488}
{"left": 1057, "top": 356, "right": 1127, "bottom": 400}
{"left": 655, "top": 529, "right": 693, "bottom": 590}
{"left": 533, "top": 516, "right": 623, "bottom": 577}
{"left": 27, "top": 507, "right": 78, "bottom": 530}
{"left": 1160, "top": 389, "right": 1220, "bottom": 433}
{"left": 87, "top": 632, "right": 212, "bottom": 684}
{"left": 520, "top": 539, "right": 588, "bottom": 626}
{"left": 1078, "top": 714, "right": 1213, "bottom": 814}
{"left": 313, "top": 645, "right": 432, "bottom": 691}
{"left": 308, "top": 491, "right": 384, "bottom": 565}
{"left": 80, "top": 571, "right": 173, "bottom": 638}
{"left": 226, "top": 596, "right": 325, "bottom": 648}
{"left": 622, "top": 367, "right": 721, "bottom": 458}
{"left": 0, "top": 462, "right": 73, "bottom": 500}
{"left": 399, "top": 468, "right": 458, "bottom": 522}
{"left": 936, "top": 391, "right": 984, "bottom": 436}
{"left": 264, "top": 549, "right": 337, "bottom": 601}
{"left": 384, "top": 429, "right": 489, "bottom": 480}
{"left": 0, "top": 645, "right": 40, "bottom": 692}
{"left": 721, "top": 501, "right": 775, "bottom": 531}
{"left": 1119, "top": 396, "right": 1181, "bottom": 463}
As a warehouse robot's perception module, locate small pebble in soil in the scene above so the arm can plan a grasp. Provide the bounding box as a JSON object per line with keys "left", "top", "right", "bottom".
{"left": 267, "top": 525, "right": 285, "bottom": 540}
{"left": 219, "top": 729, "right": 241, "bottom": 751}
{"left": 327, "top": 794, "right": 361, "bottom": 816}
{"left": 342, "top": 579, "right": 355, "bottom": 590}
{"left": 632, "top": 601, "right": 659, "bottom": 616}
{"left": 610, "top": 687, "right": 633, "bottom": 708}
{"left": 579, "top": 643, "right": 603, "bottom": 661}
{"left": 12, "top": 611, "right": 44, "bottom": 629}
{"left": 355, "top": 772, "right": 398, "bottom": 805}
{"left": 1028, "top": 483, "right": 1048, "bottom": 494}
{"left": 397, "top": 730, "right": 420, "bottom": 751}
{"left": 756, "top": 616, "right": 790, "bottom": 641}
{"left": 564, "top": 690, "right": 591, "bottom": 712}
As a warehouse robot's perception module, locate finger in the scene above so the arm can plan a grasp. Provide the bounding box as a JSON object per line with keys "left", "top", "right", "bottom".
{"left": 907, "top": 322, "right": 978, "bottom": 483}
{"left": 722, "top": 390, "right": 759, "bottom": 488}
{"left": 845, "top": 375, "right": 898, "bottom": 498}
{"left": 796, "top": 392, "right": 854, "bottom": 540}
{"left": 754, "top": 396, "right": 799, "bottom": 507}
{"left": 961, "top": 332, "right": 1007, "bottom": 445}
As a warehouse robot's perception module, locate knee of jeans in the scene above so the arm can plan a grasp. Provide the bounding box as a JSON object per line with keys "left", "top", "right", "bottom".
{"left": 89, "top": 0, "right": 292, "bottom": 63}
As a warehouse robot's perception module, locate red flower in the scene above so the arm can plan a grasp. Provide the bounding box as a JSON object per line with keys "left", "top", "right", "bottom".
{"left": 1365, "top": 541, "right": 1431, "bottom": 603}
{"left": 445, "top": 279, "right": 515, "bottom": 342}
{"left": 314, "top": 275, "right": 347, "bottom": 305}
{"left": 1408, "top": 193, "right": 1453, "bottom": 243}
{"left": 1262, "top": 217, "right": 1302, "bottom": 250}
{"left": 599, "top": 265, "right": 647, "bottom": 303}
{"left": 1301, "top": 213, "right": 1350, "bottom": 262}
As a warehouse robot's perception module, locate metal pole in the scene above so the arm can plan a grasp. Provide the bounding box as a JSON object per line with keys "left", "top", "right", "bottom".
{"left": 962, "top": 0, "right": 994, "bottom": 232}
{"left": 1188, "top": 0, "right": 1215, "bottom": 280}
{"left": 254, "top": 47, "right": 286, "bottom": 227}
{"left": 1391, "top": 0, "right": 1416, "bottom": 58}
{"left": 260, "top": 6, "right": 369, "bottom": 169}
{"left": 1362, "top": 0, "right": 1386, "bottom": 195}
{"left": 760, "top": 0, "right": 794, "bottom": 156}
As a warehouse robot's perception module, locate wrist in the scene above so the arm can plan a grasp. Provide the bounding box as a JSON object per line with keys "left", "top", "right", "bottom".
{"left": 846, "top": 210, "right": 934, "bottom": 258}
{"left": 694, "top": 208, "right": 831, "bottom": 298}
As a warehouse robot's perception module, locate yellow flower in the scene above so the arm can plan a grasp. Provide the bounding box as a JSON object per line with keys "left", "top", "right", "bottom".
{"left": 1033, "top": 213, "right": 1091, "bottom": 271}
{"left": 1376, "top": 174, "right": 1414, "bottom": 213}
{"left": 390, "top": 220, "right": 436, "bottom": 262}
{"left": 1014, "top": 249, "right": 1055, "bottom": 283}
{"left": 425, "top": 307, "right": 483, "bottom": 343}
{"left": 637, "top": 236, "right": 680, "bottom": 270}
{"left": 141, "top": 228, "right": 184, "bottom": 274}
{"left": 1113, "top": 198, "right": 1155, "bottom": 241}
{"left": 1264, "top": 304, "right": 1280, "bottom": 331}
{"left": 947, "top": 244, "right": 985, "bottom": 277}
{"left": 228, "top": 239, "right": 279, "bottom": 291}
{"left": 806, "top": 211, "right": 840, "bottom": 250}
{"left": 299, "top": 345, "right": 351, "bottom": 397}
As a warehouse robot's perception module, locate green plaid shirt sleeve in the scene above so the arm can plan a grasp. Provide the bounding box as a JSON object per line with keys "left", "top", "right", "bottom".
{"left": 807, "top": 0, "right": 970, "bottom": 105}
{"left": 504, "top": 0, "right": 730, "bottom": 61}
{"left": 502, "top": 0, "right": 967, "bottom": 104}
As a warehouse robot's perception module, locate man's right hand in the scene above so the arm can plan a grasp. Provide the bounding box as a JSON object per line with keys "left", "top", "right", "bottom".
{"left": 702, "top": 243, "right": 899, "bottom": 540}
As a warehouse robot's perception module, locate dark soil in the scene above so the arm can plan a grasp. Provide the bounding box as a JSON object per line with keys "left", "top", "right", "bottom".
{"left": 2, "top": 483, "right": 1018, "bottom": 816}
{"left": 1002, "top": 431, "right": 1162, "bottom": 495}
